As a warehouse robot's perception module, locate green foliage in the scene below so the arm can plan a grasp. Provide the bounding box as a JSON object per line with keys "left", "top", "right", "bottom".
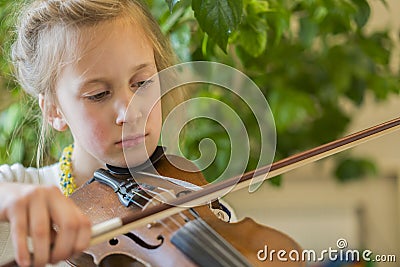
{"left": 0, "top": 1, "right": 71, "bottom": 167}
{"left": 0, "top": 100, "right": 72, "bottom": 166}
{"left": 148, "top": 0, "right": 399, "bottom": 184}
{"left": 192, "top": 0, "right": 243, "bottom": 52}
{"left": 0, "top": 0, "right": 398, "bottom": 186}
{"left": 0, "top": 0, "right": 19, "bottom": 110}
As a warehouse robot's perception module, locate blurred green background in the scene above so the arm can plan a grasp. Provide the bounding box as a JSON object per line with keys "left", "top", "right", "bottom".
{"left": 0, "top": 0, "right": 398, "bottom": 184}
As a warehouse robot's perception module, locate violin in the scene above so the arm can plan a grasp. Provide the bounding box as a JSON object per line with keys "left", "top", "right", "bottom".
{"left": 67, "top": 146, "right": 304, "bottom": 266}
{"left": 3, "top": 117, "right": 400, "bottom": 266}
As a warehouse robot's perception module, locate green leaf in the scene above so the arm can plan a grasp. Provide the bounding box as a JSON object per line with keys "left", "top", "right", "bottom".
{"left": 265, "top": 9, "right": 290, "bottom": 46}
{"left": 247, "top": 0, "right": 270, "bottom": 15}
{"left": 299, "top": 16, "right": 318, "bottom": 47}
{"left": 192, "top": 0, "right": 243, "bottom": 52}
{"left": 334, "top": 157, "right": 377, "bottom": 182}
{"left": 236, "top": 17, "right": 267, "bottom": 57}
{"left": 369, "top": 74, "right": 400, "bottom": 100}
{"left": 313, "top": 6, "right": 328, "bottom": 23}
{"left": 309, "top": 105, "right": 350, "bottom": 144}
{"left": 345, "top": 77, "right": 366, "bottom": 106}
{"left": 160, "top": 4, "right": 186, "bottom": 33}
{"left": 268, "top": 176, "right": 281, "bottom": 187}
{"left": 352, "top": 0, "right": 371, "bottom": 28}
{"left": 235, "top": 0, "right": 270, "bottom": 57}
{"left": 269, "top": 88, "right": 317, "bottom": 133}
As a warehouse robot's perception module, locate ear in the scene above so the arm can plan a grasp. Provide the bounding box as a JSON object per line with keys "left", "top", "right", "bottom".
{"left": 39, "top": 94, "right": 68, "bottom": 132}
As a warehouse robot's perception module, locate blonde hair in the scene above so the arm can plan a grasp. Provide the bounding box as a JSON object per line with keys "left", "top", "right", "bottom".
{"left": 11, "top": 0, "right": 182, "bottom": 165}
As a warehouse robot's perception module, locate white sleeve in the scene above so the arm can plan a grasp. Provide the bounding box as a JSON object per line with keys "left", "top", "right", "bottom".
{"left": 0, "top": 163, "right": 59, "bottom": 186}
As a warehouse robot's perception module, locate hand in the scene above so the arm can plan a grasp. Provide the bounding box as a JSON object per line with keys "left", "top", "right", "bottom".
{"left": 0, "top": 183, "right": 92, "bottom": 267}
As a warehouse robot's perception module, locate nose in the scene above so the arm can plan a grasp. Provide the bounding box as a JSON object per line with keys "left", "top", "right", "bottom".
{"left": 115, "top": 89, "right": 142, "bottom": 125}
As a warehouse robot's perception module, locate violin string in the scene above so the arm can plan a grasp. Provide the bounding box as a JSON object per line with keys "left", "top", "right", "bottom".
{"left": 130, "top": 179, "right": 192, "bottom": 230}
{"left": 120, "top": 181, "right": 249, "bottom": 267}
{"left": 121, "top": 187, "right": 145, "bottom": 209}
{"left": 126, "top": 180, "right": 239, "bottom": 261}
{"left": 133, "top": 173, "right": 210, "bottom": 229}
{"left": 141, "top": 192, "right": 179, "bottom": 234}
{"left": 164, "top": 213, "right": 183, "bottom": 228}
{"left": 178, "top": 212, "right": 191, "bottom": 223}
{"left": 147, "top": 188, "right": 195, "bottom": 228}
{"left": 123, "top": 180, "right": 200, "bottom": 234}
{"left": 141, "top": 191, "right": 211, "bottom": 245}
{"left": 121, "top": 181, "right": 175, "bottom": 210}
{"left": 137, "top": 186, "right": 159, "bottom": 196}
{"left": 138, "top": 182, "right": 178, "bottom": 201}
{"left": 127, "top": 198, "right": 144, "bottom": 209}
{"left": 157, "top": 219, "right": 174, "bottom": 233}
{"left": 129, "top": 190, "right": 150, "bottom": 203}
{"left": 144, "top": 187, "right": 187, "bottom": 229}
{"left": 137, "top": 170, "right": 203, "bottom": 191}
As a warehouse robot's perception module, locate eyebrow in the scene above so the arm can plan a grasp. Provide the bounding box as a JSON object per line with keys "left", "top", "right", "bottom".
{"left": 79, "top": 62, "right": 156, "bottom": 89}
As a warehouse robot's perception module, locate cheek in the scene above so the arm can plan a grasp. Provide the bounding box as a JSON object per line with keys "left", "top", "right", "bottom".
{"left": 70, "top": 112, "right": 112, "bottom": 153}
{"left": 88, "top": 119, "right": 111, "bottom": 141}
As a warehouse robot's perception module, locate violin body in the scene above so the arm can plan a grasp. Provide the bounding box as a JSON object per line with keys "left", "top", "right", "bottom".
{"left": 68, "top": 153, "right": 305, "bottom": 267}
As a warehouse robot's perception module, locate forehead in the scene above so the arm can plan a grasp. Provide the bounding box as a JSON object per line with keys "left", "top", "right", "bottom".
{"left": 63, "top": 18, "right": 155, "bottom": 76}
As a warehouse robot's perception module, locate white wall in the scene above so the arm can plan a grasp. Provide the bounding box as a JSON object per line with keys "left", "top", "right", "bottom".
{"left": 223, "top": 1, "right": 400, "bottom": 266}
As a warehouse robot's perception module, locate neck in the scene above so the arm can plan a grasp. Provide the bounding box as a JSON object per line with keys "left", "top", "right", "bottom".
{"left": 72, "top": 144, "right": 105, "bottom": 188}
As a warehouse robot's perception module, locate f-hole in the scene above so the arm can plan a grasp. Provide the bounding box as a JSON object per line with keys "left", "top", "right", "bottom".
{"left": 112, "top": 232, "right": 164, "bottom": 249}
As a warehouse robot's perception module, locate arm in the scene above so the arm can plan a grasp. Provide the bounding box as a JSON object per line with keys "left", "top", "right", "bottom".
{"left": 0, "top": 165, "right": 91, "bottom": 267}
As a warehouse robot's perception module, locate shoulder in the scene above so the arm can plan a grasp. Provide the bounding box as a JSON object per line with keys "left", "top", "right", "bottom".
{"left": 0, "top": 162, "right": 60, "bottom": 186}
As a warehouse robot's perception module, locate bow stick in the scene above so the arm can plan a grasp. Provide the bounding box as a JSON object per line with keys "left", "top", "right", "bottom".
{"left": 86, "top": 116, "right": 400, "bottom": 246}
{"left": 3, "top": 117, "right": 400, "bottom": 267}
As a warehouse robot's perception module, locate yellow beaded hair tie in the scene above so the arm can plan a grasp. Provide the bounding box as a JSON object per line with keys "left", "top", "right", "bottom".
{"left": 59, "top": 144, "right": 77, "bottom": 196}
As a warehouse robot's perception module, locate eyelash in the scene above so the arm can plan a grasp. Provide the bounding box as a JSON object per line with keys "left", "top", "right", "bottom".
{"left": 87, "top": 91, "right": 110, "bottom": 102}
{"left": 86, "top": 79, "right": 154, "bottom": 102}
{"left": 131, "top": 79, "right": 154, "bottom": 90}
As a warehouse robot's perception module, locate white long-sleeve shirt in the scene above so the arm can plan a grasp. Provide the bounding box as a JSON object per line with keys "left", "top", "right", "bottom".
{"left": 0, "top": 163, "right": 59, "bottom": 185}
{"left": 0, "top": 163, "right": 68, "bottom": 267}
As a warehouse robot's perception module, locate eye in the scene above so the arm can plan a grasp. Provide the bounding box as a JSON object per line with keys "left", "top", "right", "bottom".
{"left": 130, "top": 79, "right": 154, "bottom": 91}
{"left": 86, "top": 91, "right": 111, "bottom": 102}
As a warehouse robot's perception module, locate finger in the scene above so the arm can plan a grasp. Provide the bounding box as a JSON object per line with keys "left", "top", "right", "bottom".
{"left": 47, "top": 191, "right": 79, "bottom": 262}
{"left": 28, "top": 191, "right": 50, "bottom": 267}
{"left": 8, "top": 199, "right": 31, "bottom": 267}
{"left": 50, "top": 218, "right": 78, "bottom": 263}
{"left": 71, "top": 213, "right": 92, "bottom": 255}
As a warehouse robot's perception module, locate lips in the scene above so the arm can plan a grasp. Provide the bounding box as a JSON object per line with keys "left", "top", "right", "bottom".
{"left": 116, "top": 134, "right": 147, "bottom": 148}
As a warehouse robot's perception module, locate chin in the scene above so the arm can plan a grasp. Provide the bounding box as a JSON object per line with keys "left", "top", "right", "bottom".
{"left": 105, "top": 158, "right": 129, "bottom": 168}
{"left": 123, "top": 147, "right": 153, "bottom": 168}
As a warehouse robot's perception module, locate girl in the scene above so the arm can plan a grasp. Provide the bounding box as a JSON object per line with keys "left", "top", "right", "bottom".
{"left": 0, "top": 0, "right": 187, "bottom": 266}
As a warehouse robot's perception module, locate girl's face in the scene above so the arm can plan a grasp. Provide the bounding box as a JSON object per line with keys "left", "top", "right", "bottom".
{"left": 54, "top": 19, "right": 162, "bottom": 168}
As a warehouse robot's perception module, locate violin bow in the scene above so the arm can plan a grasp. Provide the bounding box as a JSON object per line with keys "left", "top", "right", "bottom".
{"left": 90, "top": 116, "right": 400, "bottom": 246}
{"left": 3, "top": 117, "right": 400, "bottom": 267}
